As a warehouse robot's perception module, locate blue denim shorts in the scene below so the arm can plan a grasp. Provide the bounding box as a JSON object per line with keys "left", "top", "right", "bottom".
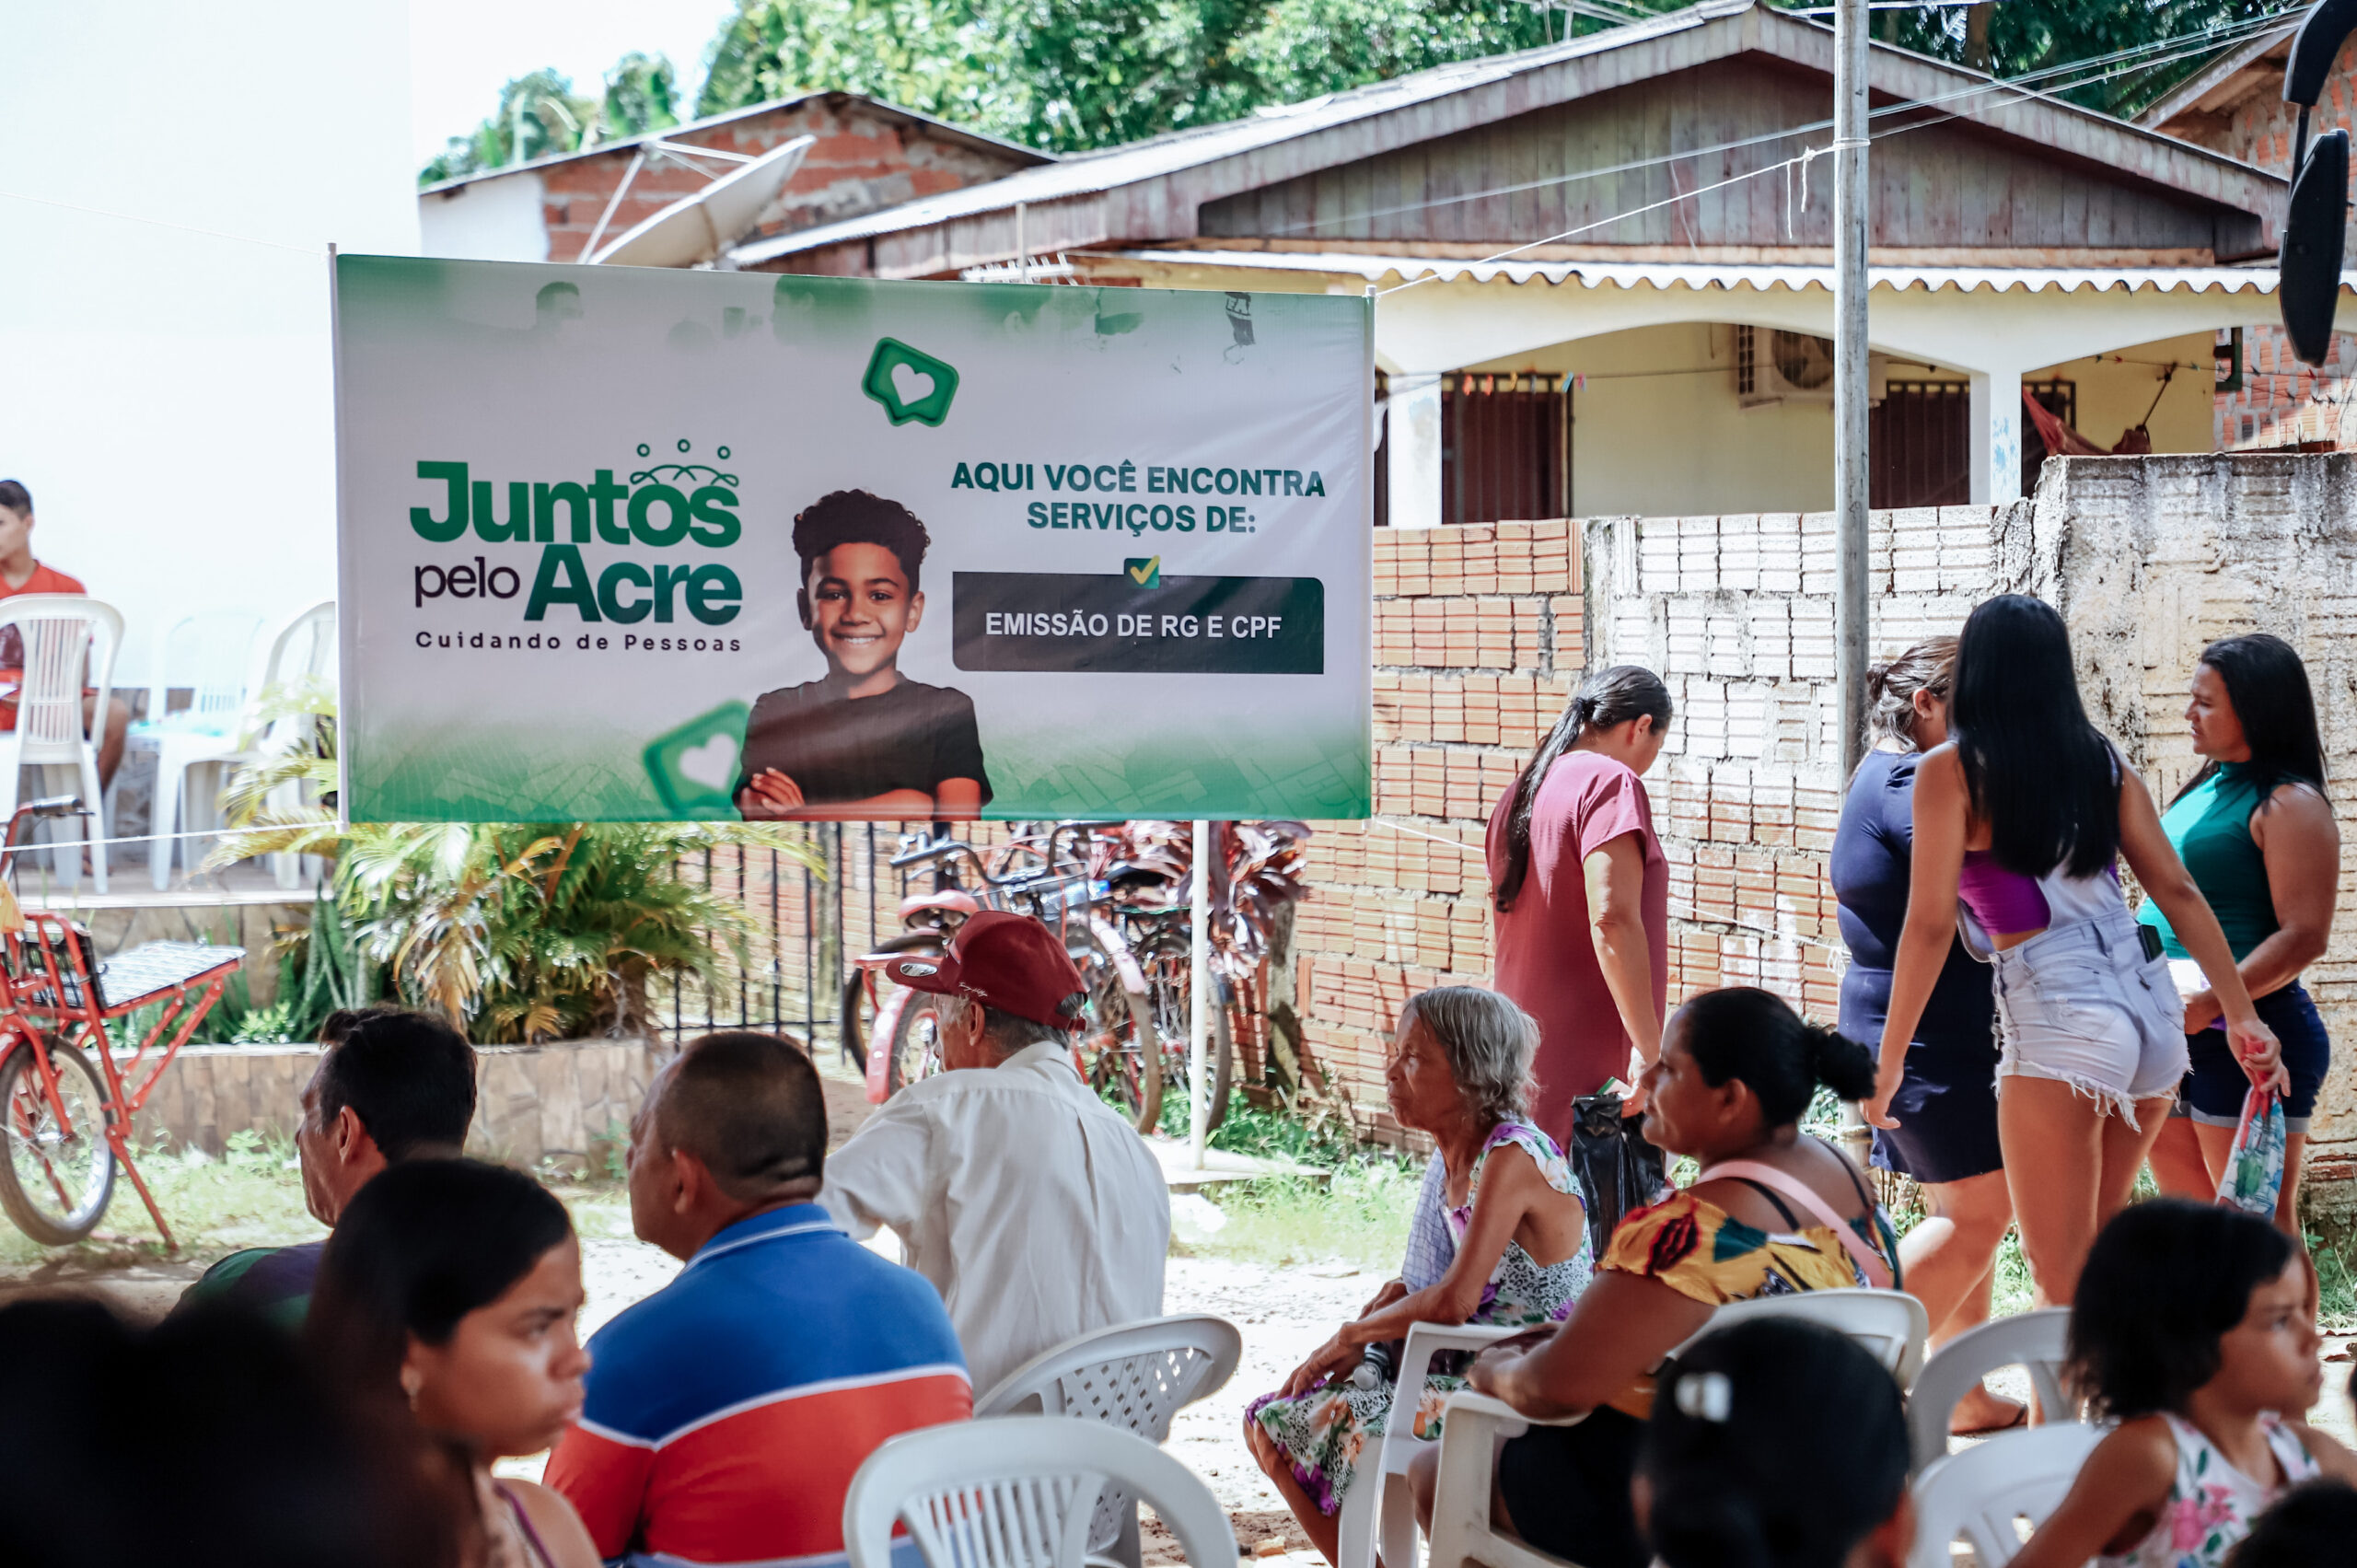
{"left": 2175, "top": 981, "right": 2331, "bottom": 1136}
{"left": 1991, "top": 909, "right": 2187, "bottom": 1125}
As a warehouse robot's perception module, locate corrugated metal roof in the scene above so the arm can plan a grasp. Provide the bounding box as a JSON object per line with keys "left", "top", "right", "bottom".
{"left": 1105, "top": 248, "right": 2302, "bottom": 294}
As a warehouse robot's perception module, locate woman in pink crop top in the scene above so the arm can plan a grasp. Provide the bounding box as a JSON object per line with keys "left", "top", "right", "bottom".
{"left": 1864, "top": 596, "right": 2282, "bottom": 1307}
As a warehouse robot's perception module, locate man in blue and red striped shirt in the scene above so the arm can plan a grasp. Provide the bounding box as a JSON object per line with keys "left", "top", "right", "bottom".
{"left": 547, "top": 1032, "right": 969, "bottom": 1568}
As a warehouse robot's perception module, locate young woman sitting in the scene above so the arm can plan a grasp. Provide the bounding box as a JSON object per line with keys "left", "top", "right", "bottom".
{"left": 1408, "top": 986, "right": 1899, "bottom": 1568}
{"left": 306, "top": 1158, "right": 602, "bottom": 1568}
{"left": 1246, "top": 986, "right": 1589, "bottom": 1566}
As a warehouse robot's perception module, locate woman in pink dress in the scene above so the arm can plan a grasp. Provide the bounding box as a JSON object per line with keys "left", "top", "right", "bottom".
{"left": 1486, "top": 665, "right": 1675, "bottom": 1143}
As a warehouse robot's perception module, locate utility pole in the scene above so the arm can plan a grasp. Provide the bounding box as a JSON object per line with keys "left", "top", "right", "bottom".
{"left": 1833, "top": 0, "right": 1870, "bottom": 781}
{"left": 1834, "top": 0, "right": 1873, "bottom": 1167}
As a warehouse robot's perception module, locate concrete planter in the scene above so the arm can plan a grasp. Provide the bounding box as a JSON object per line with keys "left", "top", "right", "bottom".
{"left": 135, "top": 1036, "right": 668, "bottom": 1174}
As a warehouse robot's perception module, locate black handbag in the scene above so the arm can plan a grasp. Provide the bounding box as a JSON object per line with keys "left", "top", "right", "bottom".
{"left": 1569, "top": 1091, "right": 1670, "bottom": 1261}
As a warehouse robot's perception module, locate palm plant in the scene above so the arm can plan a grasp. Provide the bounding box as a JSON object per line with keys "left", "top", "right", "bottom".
{"left": 208, "top": 698, "right": 819, "bottom": 1044}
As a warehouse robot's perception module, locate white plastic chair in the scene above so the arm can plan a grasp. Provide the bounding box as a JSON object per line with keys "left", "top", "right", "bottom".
{"left": 843, "top": 1417, "right": 1237, "bottom": 1568}
{"left": 123, "top": 610, "right": 265, "bottom": 889}
{"left": 1335, "top": 1321, "right": 1525, "bottom": 1568}
{"left": 1908, "top": 1308, "right": 2073, "bottom": 1475}
{"left": 973, "top": 1315, "right": 1241, "bottom": 1568}
{"left": 1423, "top": 1290, "right": 1932, "bottom": 1568}
{"left": 1684, "top": 1289, "right": 1931, "bottom": 1385}
{"left": 0, "top": 595, "right": 121, "bottom": 892}
{"left": 1909, "top": 1423, "right": 2106, "bottom": 1568}
{"left": 250, "top": 600, "right": 336, "bottom": 890}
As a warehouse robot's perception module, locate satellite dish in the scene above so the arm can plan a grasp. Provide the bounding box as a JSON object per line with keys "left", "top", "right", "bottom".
{"left": 2279, "top": 0, "right": 2356, "bottom": 366}
{"left": 590, "top": 135, "right": 815, "bottom": 268}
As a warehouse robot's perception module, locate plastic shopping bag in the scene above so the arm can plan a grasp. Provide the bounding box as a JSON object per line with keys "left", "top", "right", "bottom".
{"left": 2216, "top": 1086, "right": 2287, "bottom": 1220}
{"left": 1570, "top": 1091, "right": 1671, "bottom": 1262}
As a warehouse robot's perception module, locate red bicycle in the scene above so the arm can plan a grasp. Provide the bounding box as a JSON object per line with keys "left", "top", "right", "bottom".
{"left": 0, "top": 796, "right": 243, "bottom": 1247}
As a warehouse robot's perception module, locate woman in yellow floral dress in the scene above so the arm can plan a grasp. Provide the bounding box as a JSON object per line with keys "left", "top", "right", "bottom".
{"left": 1407, "top": 986, "right": 1901, "bottom": 1568}
{"left": 1245, "top": 987, "right": 1590, "bottom": 1565}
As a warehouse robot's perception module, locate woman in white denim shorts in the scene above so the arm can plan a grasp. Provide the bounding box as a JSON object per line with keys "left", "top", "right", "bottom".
{"left": 1862, "top": 596, "right": 2284, "bottom": 1306}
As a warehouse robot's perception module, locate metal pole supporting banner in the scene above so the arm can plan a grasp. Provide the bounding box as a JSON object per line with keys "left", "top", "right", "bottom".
{"left": 1190, "top": 818, "right": 1211, "bottom": 1169}
{"left": 1834, "top": 0, "right": 1875, "bottom": 1168}
{"left": 1833, "top": 0, "right": 1872, "bottom": 783}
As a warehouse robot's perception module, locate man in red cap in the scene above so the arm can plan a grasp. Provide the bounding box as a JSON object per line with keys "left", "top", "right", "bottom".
{"left": 819, "top": 910, "right": 1170, "bottom": 1393}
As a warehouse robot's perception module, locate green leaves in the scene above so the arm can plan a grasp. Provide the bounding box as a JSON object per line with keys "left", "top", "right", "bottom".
{"left": 692, "top": 0, "right": 1566, "bottom": 153}
{"left": 208, "top": 699, "right": 823, "bottom": 1044}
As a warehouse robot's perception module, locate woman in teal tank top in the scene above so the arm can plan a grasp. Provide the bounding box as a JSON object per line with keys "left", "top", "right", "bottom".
{"left": 2140, "top": 634, "right": 2339, "bottom": 1236}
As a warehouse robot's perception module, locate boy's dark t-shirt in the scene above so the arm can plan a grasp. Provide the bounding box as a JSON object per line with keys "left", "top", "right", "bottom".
{"left": 737, "top": 679, "right": 993, "bottom": 809}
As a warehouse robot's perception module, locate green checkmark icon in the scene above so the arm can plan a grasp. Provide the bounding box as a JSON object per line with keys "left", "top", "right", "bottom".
{"left": 1125, "top": 556, "right": 1162, "bottom": 587}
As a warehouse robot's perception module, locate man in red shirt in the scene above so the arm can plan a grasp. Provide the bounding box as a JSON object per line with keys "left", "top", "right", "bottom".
{"left": 0, "top": 481, "right": 130, "bottom": 785}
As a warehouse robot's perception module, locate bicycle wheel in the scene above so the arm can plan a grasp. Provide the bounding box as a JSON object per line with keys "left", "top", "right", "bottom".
{"left": 843, "top": 933, "right": 947, "bottom": 1074}
{"left": 1073, "top": 926, "right": 1160, "bottom": 1134}
{"left": 1136, "top": 933, "right": 1232, "bottom": 1134}
{"left": 0, "top": 1035, "right": 117, "bottom": 1246}
{"left": 883, "top": 993, "right": 946, "bottom": 1098}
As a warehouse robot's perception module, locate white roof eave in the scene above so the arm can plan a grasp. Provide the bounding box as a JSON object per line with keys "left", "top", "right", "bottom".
{"left": 1101, "top": 249, "right": 2298, "bottom": 296}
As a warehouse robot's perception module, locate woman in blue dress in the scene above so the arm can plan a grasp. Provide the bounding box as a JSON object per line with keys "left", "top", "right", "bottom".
{"left": 1829, "top": 637, "right": 2018, "bottom": 1433}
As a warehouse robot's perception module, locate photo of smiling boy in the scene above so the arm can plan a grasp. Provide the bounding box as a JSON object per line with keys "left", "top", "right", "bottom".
{"left": 735, "top": 489, "right": 991, "bottom": 820}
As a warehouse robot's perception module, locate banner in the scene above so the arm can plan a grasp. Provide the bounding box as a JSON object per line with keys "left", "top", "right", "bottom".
{"left": 332, "top": 256, "right": 1372, "bottom": 823}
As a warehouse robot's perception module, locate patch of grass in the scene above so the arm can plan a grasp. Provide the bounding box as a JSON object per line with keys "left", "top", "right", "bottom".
{"left": 0, "top": 1129, "right": 324, "bottom": 1269}
{"left": 1187, "top": 1155, "right": 1423, "bottom": 1270}
{"left": 1148, "top": 1089, "right": 1356, "bottom": 1165}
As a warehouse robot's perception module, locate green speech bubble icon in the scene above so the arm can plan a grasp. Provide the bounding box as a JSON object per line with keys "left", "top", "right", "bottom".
{"left": 863, "top": 338, "right": 959, "bottom": 427}
{"left": 642, "top": 702, "right": 751, "bottom": 819}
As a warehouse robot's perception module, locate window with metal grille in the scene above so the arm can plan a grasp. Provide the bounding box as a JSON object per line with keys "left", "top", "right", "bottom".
{"left": 1440, "top": 373, "right": 1567, "bottom": 526}
{"left": 1869, "top": 380, "right": 1971, "bottom": 507}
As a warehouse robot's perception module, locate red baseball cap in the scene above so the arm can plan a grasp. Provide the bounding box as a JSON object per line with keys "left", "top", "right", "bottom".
{"left": 884, "top": 910, "right": 1089, "bottom": 1031}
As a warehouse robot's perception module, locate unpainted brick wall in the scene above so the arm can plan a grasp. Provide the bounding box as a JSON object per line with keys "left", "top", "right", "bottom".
{"left": 1296, "top": 506, "right": 2014, "bottom": 1145}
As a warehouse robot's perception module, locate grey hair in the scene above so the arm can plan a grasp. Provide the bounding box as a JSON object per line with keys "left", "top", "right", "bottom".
{"left": 1399, "top": 986, "right": 1537, "bottom": 1124}
{"left": 935, "top": 992, "right": 1062, "bottom": 1058}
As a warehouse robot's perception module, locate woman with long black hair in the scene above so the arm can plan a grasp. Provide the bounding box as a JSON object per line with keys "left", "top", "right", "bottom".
{"left": 1864, "top": 595, "right": 2282, "bottom": 1306}
{"left": 1831, "top": 637, "right": 2016, "bottom": 1433}
{"left": 1486, "top": 665, "right": 1675, "bottom": 1143}
{"left": 2142, "top": 634, "right": 2338, "bottom": 1236}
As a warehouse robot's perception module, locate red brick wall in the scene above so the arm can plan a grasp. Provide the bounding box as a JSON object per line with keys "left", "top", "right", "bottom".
{"left": 520, "top": 99, "right": 1036, "bottom": 265}
{"left": 1293, "top": 508, "right": 2005, "bottom": 1144}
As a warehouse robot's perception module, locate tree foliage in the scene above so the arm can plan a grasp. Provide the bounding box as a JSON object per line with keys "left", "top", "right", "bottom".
{"left": 605, "top": 51, "right": 684, "bottom": 140}
{"left": 694, "top": 0, "right": 1570, "bottom": 152}
{"left": 1874, "top": 0, "right": 2285, "bottom": 120}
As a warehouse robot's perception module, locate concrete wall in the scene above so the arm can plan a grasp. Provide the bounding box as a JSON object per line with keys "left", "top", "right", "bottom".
{"left": 1298, "top": 458, "right": 2357, "bottom": 1189}
{"left": 140, "top": 1037, "right": 664, "bottom": 1173}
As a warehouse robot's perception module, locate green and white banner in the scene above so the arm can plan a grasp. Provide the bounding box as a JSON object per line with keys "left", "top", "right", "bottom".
{"left": 332, "top": 256, "right": 1372, "bottom": 823}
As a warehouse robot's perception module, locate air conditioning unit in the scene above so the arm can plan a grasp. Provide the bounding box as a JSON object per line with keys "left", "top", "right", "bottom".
{"left": 1736, "top": 325, "right": 1836, "bottom": 407}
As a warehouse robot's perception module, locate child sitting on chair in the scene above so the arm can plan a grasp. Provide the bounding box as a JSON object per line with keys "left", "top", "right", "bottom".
{"left": 2012, "top": 1200, "right": 2357, "bottom": 1568}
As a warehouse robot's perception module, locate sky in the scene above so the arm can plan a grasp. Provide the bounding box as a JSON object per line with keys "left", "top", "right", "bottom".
{"left": 409, "top": 0, "right": 742, "bottom": 168}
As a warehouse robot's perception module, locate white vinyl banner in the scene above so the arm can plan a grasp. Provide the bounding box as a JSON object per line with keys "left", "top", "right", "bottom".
{"left": 332, "top": 256, "right": 1372, "bottom": 823}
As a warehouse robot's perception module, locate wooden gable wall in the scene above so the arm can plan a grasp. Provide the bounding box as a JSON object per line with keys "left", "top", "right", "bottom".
{"left": 1201, "top": 55, "right": 2265, "bottom": 261}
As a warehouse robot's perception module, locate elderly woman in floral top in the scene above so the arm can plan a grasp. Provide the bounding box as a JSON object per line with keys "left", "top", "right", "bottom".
{"left": 1245, "top": 987, "right": 1590, "bottom": 1565}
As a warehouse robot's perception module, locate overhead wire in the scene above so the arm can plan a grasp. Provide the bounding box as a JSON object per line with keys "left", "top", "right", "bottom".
{"left": 1374, "top": 12, "right": 2299, "bottom": 294}
{"left": 1323, "top": 6, "right": 2297, "bottom": 248}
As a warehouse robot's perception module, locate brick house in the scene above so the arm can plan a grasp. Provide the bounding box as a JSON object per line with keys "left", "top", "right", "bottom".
{"left": 2142, "top": 26, "right": 2357, "bottom": 449}
{"left": 418, "top": 93, "right": 1050, "bottom": 266}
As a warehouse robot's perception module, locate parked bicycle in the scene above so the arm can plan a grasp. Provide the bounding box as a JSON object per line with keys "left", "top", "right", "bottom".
{"left": 844, "top": 819, "right": 1309, "bottom": 1138}
{"left": 0, "top": 796, "right": 243, "bottom": 1247}
{"left": 842, "top": 824, "right": 1166, "bottom": 1124}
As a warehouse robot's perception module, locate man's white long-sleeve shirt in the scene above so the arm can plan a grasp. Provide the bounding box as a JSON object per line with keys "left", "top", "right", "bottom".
{"left": 819, "top": 1040, "right": 1171, "bottom": 1396}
